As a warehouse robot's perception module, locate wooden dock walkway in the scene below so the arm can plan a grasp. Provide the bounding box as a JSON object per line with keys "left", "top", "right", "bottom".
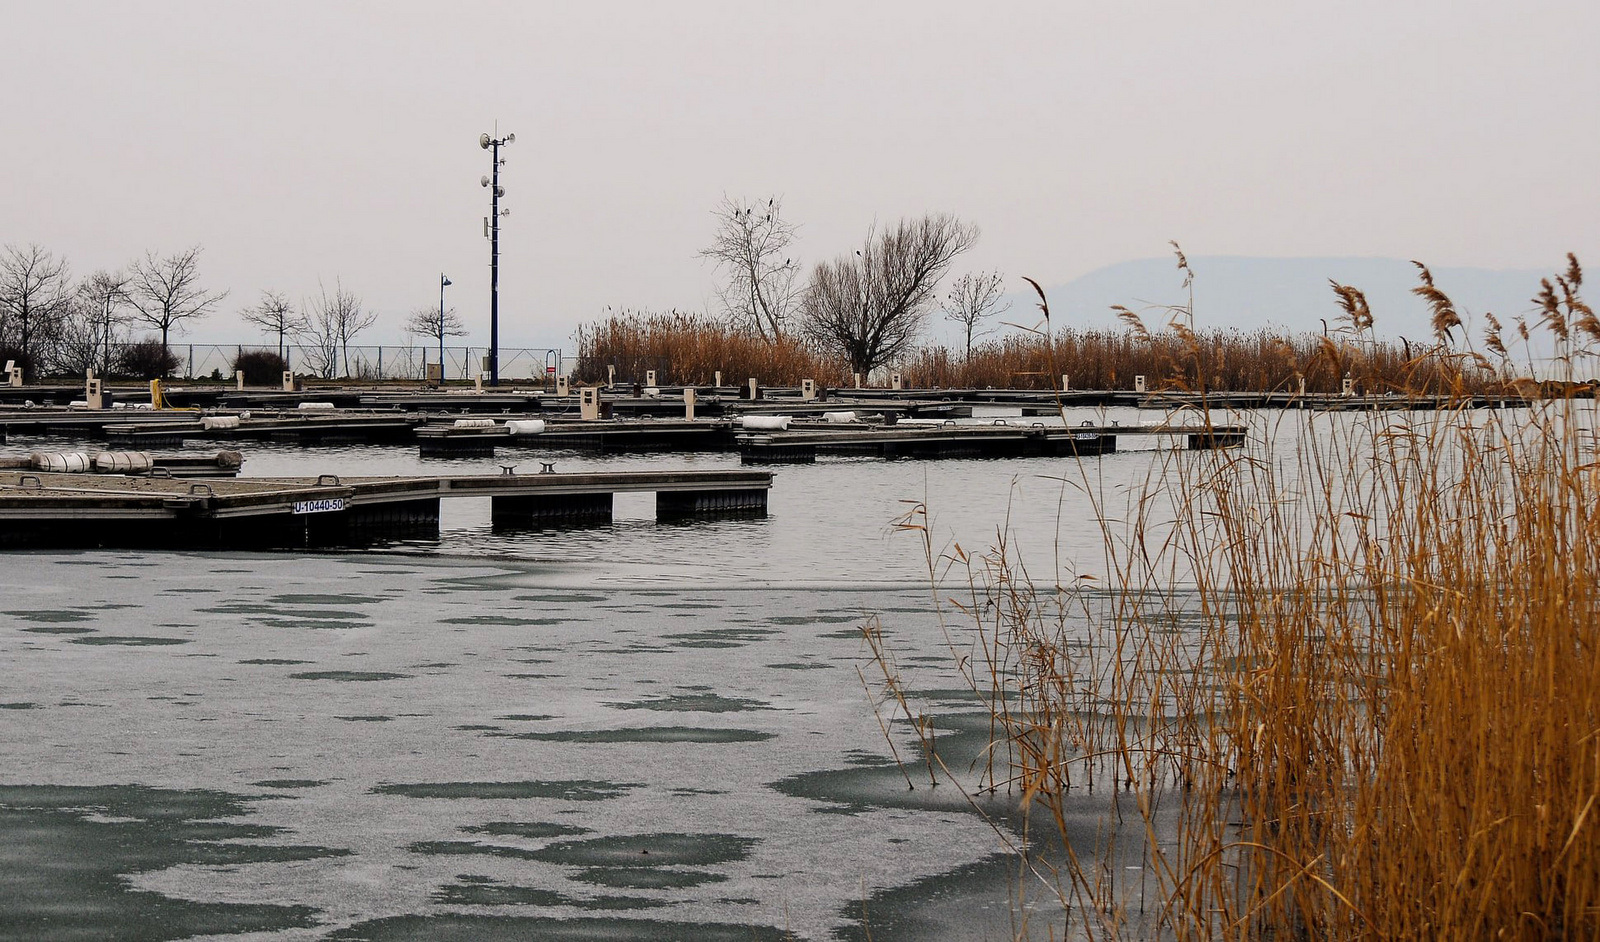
{"left": 0, "top": 469, "right": 772, "bottom": 549}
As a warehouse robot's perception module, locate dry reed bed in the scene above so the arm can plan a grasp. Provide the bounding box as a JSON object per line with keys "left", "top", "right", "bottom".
{"left": 572, "top": 311, "right": 842, "bottom": 386}
{"left": 899, "top": 329, "right": 1486, "bottom": 394}
{"left": 573, "top": 311, "right": 1497, "bottom": 394}
{"left": 907, "top": 404, "right": 1599, "bottom": 940}
{"left": 888, "top": 262, "right": 1600, "bottom": 939}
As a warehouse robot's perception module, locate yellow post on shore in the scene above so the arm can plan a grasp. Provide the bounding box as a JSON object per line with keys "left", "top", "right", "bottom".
{"left": 150, "top": 380, "right": 162, "bottom": 409}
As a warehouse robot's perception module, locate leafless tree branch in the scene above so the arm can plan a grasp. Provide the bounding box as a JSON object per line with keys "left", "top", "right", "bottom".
{"left": 297, "top": 280, "right": 375, "bottom": 379}
{"left": 700, "top": 195, "right": 800, "bottom": 343}
{"left": 0, "top": 243, "right": 73, "bottom": 372}
{"left": 128, "top": 246, "right": 227, "bottom": 371}
{"left": 241, "top": 289, "right": 306, "bottom": 359}
{"left": 942, "top": 271, "right": 1011, "bottom": 361}
{"left": 800, "top": 214, "right": 979, "bottom": 376}
{"left": 405, "top": 303, "right": 468, "bottom": 372}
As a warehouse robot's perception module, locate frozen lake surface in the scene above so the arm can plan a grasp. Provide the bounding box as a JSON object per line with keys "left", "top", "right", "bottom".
{"left": 0, "top": 404, "right": 1278, "bottom": 940}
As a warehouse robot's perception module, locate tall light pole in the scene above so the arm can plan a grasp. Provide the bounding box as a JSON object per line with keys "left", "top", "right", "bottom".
{"left": 438, "top": 273, "right": 452, "bottom": 380}
{"left": 479, "top": 130, "right": 514, "bottom": 387}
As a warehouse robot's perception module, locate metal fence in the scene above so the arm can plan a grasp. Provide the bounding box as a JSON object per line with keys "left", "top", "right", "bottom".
{"left": 163, "top": 344, "right": 565, "bottom": 382}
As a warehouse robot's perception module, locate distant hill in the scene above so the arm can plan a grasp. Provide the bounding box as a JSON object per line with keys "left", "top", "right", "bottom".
{"left": 1007, "top": 256, "right": 1553, "bottom": 345}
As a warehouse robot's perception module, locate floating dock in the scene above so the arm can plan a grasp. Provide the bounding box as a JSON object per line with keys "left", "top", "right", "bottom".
{"left": 415, "top": 419, "right": 738, "bottom": 457}
{"left": 0, "top": 469, "right": 772, "bottom": 549}
{"left": 734, "top": 422, "right": 1248, "bottom": 464}
{"left": 0, "top": 450, "right": 244, "bottom": 479}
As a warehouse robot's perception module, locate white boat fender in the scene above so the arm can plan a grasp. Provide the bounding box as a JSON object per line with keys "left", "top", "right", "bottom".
{"left": 201, "top": 415, "right": 241, "bottom": 430}
{"left": 298, "top": 401, "right": 336, "bottom": 411}
{"left": 30, "top": 452, "right": 93, "bottom": 473}
{"left": 95, "top": 451, "right": 154, "bottom": 473}
{"left": 740, "top": 415, "right": 791, "bottom": 431}
{"left": 506, "top": 420, "right": 546, "bottom": 435}
{"left": 453, "top": 418, "right": 499, "bottom": 429}
{"left": 822, "top": 411, "right": 858, "bottom": 423}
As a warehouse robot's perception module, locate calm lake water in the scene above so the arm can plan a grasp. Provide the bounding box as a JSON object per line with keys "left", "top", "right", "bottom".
{"left": 0, "top": 404, "right": 1368, "bottom": 941}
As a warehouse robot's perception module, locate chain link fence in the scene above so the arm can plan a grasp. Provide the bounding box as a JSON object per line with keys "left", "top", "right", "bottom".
{"left": 152, "top": 344, "right": 566, "bottom": 382}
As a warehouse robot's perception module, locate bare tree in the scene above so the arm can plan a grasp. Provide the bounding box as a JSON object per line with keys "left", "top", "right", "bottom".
{"left": 298, "top": 280, "right": 376, "bottom": 378}
{"left": 76, "top": 270, "right": 132, "bottom": 374}
{"left": 800, "top": 214, "right": 979, "bottom": 376}
{"left": 45, "top": 270, "right": 134, "bottom": 376}
{"left": 404, "top": 303, "right": 467, "bottom": 374}
{"left": 942, "top": 271, "right": 1011, "bottom": 361}
{"left": 241, "top": 289, "right": 305, "bottom": 359}
{"left": 52, "top": 297, "right": 110, "bottom": 377}
{"left": 296, "top": 296, "right": 340, "bottom": 380}
{"left": 129, "top": 247, "right": 227, "bottom": 369}
{"left": 0, "top": 244, "right": 73, "bottom": 373}
{"left": 700, "top": 195, "right": 800, "bottom": 343}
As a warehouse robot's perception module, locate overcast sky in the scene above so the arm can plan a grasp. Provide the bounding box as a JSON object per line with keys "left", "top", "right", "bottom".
{"left": 4, "top": 1, "right": 1596, "bottom": 348}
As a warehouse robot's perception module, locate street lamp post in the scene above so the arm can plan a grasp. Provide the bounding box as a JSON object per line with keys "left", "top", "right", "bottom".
{"left": 479, "top": 130, "right": 515, "bottom": 387}
{"left": 438, "top": 273, "right": 452, "bottom": 381}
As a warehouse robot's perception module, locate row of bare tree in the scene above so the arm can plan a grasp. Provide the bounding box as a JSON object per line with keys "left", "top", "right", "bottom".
{"left": 243, "top": 286, "right": 468, "bottom": 379}
{"left": 0, "top": 244, "right": 227, "bottom": 377}
{"left": 0, "top": 242, "right": 474, "bottom": 380}
{"left": 698, "top": 197, "right": 1010, "bottom": 374}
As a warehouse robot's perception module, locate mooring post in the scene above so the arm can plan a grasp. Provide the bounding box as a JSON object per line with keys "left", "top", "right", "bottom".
{"left": 1061, "top": 374, "right": 1069, "bottom": 391}
{"left": 236, "top": 371, "right": 245, "bottom": 390}
{"left": 747, "top": 377, "right": 758, "bottom": 400}
{"left": 684, "top": 387, "right": 696, "bottom": 420}
{"left": 853, "top": 372, "right": 862, "bottom": 389}
{"left": 714, "top": 370, "right": 723, "bottom": 388}
{"left": 606, "top": 364, "right": 616, "bottom": 388}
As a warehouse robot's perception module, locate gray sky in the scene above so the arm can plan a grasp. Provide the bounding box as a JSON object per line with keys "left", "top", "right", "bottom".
{"left": 4, "top": 1, "right": 1596, "bottom": 348}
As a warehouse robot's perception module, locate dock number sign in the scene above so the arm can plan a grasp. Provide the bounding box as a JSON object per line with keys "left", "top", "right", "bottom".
{"left": 292, "top": 498, "right": 346, "bottom": 515}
